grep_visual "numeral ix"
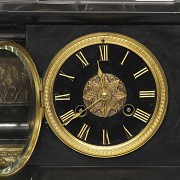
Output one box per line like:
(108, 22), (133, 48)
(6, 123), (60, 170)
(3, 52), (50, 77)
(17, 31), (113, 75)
(60, 110), (75, 125)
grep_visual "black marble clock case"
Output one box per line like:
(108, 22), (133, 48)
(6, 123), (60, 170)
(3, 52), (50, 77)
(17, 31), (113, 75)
(8, 25), (180, 179)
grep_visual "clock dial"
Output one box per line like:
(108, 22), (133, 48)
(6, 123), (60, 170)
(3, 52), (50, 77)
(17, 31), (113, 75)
(44, 32), (168, 157)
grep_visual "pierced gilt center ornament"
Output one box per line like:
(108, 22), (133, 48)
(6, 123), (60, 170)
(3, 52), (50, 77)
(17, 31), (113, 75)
(83, 73), (127, 117)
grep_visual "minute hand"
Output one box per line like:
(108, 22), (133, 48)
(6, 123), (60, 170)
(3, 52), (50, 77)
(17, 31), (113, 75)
(63, 98), (102, 126)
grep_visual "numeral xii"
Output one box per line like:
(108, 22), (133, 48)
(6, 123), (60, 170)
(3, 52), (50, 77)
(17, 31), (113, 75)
(99, 45), (109, 61)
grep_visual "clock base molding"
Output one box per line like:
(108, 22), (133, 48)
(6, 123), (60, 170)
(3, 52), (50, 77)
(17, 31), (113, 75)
(7, 166), (180, 180)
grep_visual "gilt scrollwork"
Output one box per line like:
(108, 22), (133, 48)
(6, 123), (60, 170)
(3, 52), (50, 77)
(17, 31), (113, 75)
(0, 148), (23, 168)
(83, 73), (127, 117)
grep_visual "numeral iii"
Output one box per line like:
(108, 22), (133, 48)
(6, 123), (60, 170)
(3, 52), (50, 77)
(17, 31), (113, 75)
(139, 90), (155, 98)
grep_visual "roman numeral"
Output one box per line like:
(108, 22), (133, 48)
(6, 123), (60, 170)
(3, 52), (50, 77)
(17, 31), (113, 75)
(133, 67), (149, 79)
(60, 110), (75, 125)
(99, 45), (109, 61)
(139, 90), (155, 98)
(102, 129), (110, 145)
(121, 50), (129, 65)
(77, 123), (90, 141)
(55, 93), (70, 101)
(133, 108), (151, 123)
(123, 125), (133, 139)
(59, 71), (75, 81)
(76, 51), (89, 67)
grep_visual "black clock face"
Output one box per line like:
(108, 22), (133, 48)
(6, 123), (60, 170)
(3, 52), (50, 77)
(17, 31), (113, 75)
(44, 32), (167, 157)
(53, 43), (157, 146)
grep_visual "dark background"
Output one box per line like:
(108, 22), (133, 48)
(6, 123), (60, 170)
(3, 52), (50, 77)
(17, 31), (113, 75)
(4, 24), (180, 179)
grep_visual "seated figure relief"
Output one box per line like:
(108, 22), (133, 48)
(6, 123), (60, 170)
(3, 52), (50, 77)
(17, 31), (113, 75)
(0, 66), (29, 103)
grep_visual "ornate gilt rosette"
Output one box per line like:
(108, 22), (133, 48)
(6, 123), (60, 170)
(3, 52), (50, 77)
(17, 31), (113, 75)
(83, 73), (127, 117)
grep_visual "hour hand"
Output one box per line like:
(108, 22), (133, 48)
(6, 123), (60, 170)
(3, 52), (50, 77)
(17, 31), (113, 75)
(97, 61), (103, 80)
(97, 61), (105, 90)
